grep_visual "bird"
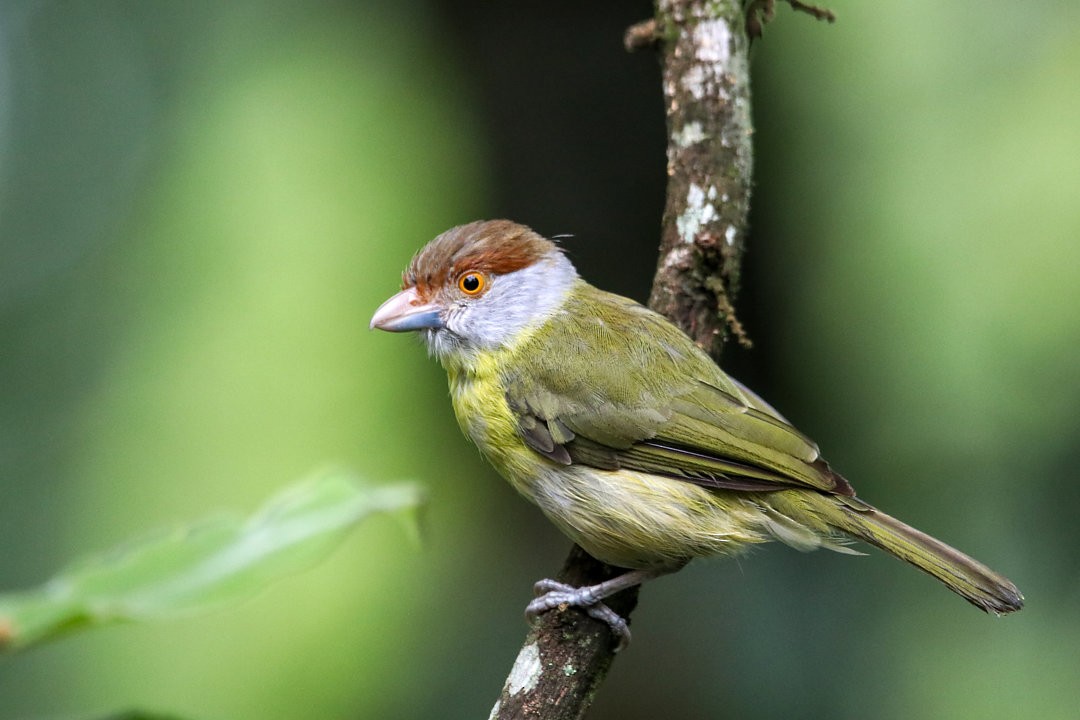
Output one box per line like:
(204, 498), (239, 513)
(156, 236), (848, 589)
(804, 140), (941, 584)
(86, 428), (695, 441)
(370, 219), (1023, 648)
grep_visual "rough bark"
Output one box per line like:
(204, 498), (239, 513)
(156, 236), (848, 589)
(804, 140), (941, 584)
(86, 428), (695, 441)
(491, 1), (753, 717)
(489, 547), (639, 720)
(649, 0), (754, 355)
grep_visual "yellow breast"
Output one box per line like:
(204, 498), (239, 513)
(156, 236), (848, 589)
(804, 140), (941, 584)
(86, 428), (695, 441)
(446, 348), (550, 499)
(441, 336), (778, 570)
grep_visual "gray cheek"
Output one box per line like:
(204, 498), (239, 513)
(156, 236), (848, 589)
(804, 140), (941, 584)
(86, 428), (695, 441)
(458, 315), (508, 350)
(468, 285), (533, 346)
(433, 255), (577, 355)
(445, 299), (512, 351)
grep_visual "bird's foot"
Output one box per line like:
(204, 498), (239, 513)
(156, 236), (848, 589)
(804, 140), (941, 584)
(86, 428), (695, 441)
(525, 578), (632, 651)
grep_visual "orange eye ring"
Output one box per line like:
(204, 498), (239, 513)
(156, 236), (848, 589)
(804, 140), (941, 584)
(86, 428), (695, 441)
(457, 271), (487, 296)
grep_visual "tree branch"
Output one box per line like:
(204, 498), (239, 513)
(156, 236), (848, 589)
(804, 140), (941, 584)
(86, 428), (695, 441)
(491, 1), (753, 717)
(650, 0), (754, 354)
(490, 547), (639, 719)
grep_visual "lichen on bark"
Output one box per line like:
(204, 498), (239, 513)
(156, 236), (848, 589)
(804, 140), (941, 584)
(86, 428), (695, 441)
(650, 0), (754, 354)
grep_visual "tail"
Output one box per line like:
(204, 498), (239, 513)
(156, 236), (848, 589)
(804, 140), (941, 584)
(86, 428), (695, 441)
(827, 497), (1024, 614)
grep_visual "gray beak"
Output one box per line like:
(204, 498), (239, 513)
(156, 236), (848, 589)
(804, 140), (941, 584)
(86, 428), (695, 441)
(370, 287), (445, 332)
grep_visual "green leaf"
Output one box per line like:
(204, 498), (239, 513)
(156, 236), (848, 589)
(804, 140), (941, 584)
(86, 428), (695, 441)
(0, 471), (424, 652)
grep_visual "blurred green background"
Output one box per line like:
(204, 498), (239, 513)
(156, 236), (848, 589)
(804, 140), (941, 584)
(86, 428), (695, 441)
(1, 1), (1077, 718)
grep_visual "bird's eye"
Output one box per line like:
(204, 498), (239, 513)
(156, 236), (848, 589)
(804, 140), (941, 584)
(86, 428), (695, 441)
(457, 272), (486, 296)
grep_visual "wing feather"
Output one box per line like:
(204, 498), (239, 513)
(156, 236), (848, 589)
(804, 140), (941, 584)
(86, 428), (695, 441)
(504, 283), (854, 496)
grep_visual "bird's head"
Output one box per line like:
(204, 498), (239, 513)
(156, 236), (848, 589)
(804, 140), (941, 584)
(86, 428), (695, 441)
(370, 220), (579, 365)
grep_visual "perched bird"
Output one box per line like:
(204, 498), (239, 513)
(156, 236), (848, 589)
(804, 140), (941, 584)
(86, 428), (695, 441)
(371, 219), (1023, 647)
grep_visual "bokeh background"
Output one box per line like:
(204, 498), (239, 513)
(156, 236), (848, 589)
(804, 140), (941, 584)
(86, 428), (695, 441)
(2, 1), (1078, 718)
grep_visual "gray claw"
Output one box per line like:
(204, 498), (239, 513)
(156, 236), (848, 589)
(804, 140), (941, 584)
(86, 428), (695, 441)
(525, 578), (632, 651)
